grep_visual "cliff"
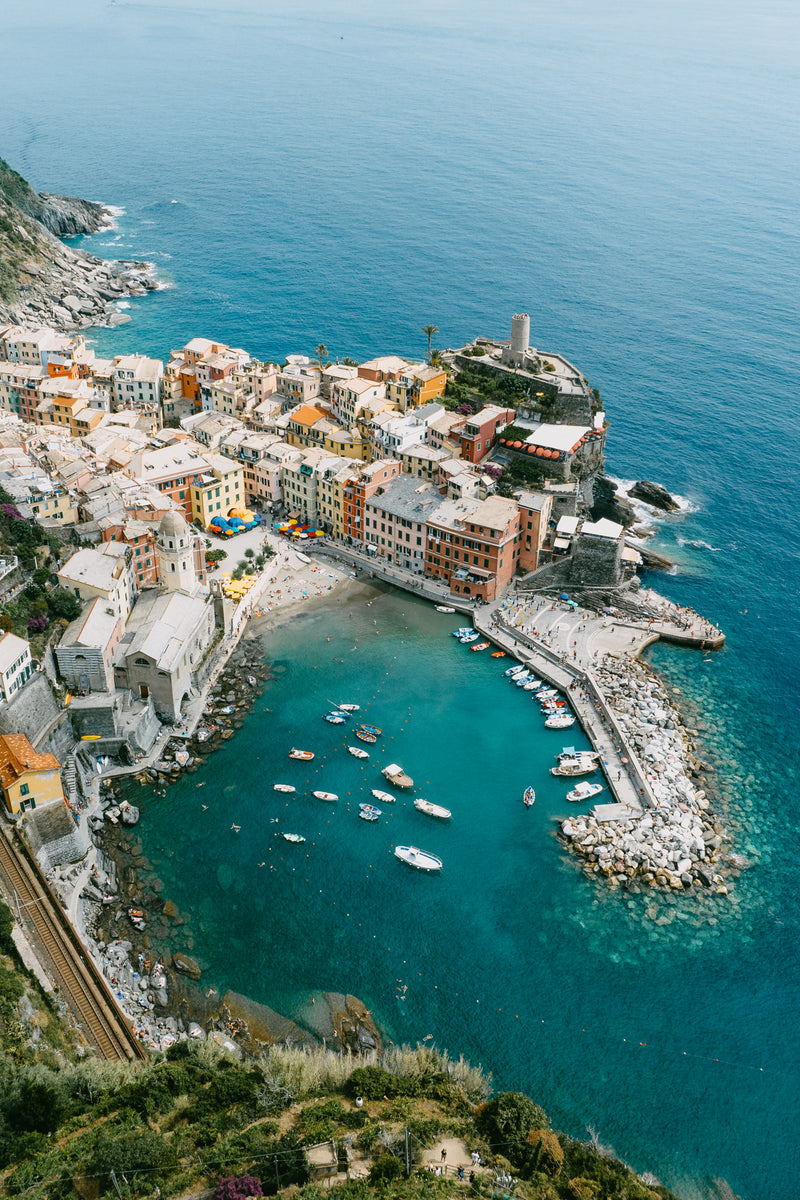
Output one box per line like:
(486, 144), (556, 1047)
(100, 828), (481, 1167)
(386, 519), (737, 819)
(0, 155), (156, 331)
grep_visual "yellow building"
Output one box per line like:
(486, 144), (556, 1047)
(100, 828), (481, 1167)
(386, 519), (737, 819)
(323, 427), (369, 461)
(189, 452), (245, 526)
(285, 404), (330, 448)
(29, 487), (78, 526)
(387, 365), (447, 411)
(317, 462), (360, 537)
(0, 734), (63, 816)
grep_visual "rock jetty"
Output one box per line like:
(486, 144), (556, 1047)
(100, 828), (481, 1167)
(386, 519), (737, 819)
(560, 657), (730, 894)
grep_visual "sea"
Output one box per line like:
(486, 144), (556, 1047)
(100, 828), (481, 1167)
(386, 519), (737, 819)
(4, 1), (799, 1197)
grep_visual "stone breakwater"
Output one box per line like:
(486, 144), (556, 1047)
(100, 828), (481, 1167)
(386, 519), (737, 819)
(559, 657), (730, 894)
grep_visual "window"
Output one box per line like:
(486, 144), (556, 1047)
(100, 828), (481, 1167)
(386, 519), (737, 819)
(20, 784), (29, 797)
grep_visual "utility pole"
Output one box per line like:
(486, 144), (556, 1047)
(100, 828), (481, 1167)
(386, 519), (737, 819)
(109, 1169), (124, 1200)
(404, 1126), (410, 1177)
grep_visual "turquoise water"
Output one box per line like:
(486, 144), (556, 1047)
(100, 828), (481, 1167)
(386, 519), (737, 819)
(5, 1), (800, 1195)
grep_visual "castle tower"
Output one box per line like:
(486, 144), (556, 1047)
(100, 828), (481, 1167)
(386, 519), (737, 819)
(510, 313), (530, 362)
(157, 509), (196, 593)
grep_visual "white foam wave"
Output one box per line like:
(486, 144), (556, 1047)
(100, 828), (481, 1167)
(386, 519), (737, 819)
(116, 301), (131, 310)
(606, 474), (700, 521)
(676, 537), (720, 552)
(95, 204), (125, 233)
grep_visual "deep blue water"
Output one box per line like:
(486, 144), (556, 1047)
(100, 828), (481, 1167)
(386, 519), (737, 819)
(4, 2), (800, 1197)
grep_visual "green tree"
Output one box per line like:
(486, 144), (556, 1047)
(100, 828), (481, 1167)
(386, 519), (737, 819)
(422, 324), (439, 363)
(207, 549), (228, 564)
(315, 344), (328, 370)
(46, 588), (82, 622)
(475, 1092), (549, 1167)
(244, 548), (255, 559)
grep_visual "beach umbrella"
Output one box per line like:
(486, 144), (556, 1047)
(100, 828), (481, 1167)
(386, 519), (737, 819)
(560, 593), (570, 600)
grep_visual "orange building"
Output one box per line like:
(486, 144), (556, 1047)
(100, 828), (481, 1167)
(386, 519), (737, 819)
(425, 494), (521, 602)
(342, 459), (402, 542)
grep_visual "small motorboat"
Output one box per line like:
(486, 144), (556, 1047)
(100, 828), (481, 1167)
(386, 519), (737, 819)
(546, 714), (576, 729)
(559, 746), (600, 761)
(394, 845), (443, 872)
(537, 688), (558, 700)
(567, 781), (604, 803)
(313, 790), (338, 802)
(505, 664), (526, 677)
(551, 758), (600, 777)
(324, 712), (347, 724)
(359, 723), (382, 736)
(436, 605), (455, 613)
(491, 651), (506, 658)
(274, 783), (296, 793)
(470, 642), (490, 652)
(289, 749), (314, 760)
(283, 833), (306, 843)
(359, 803), (382, 821)
(337, 703), (360, 712)
(523, 680), (543, 690)
(371, 788), (395, 804)
(348, 745), (369, 759)
(516, 673), (533, 687)
(452, 627), (472, 638)
(414, 799), (452, 820)
(355, 729), (377, 744)
(382, 763), (413, 789)
(459, 631), (480, 643)
(523, 787), (536, 808)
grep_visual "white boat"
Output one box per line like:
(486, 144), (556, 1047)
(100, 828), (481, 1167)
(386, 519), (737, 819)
(348, 745), (369, 759)
(324, 712), (347, 724)
(283, 833), (306, 843)
(273, 783), (296, 793)
(460, 631), (480, 643)
(546, 714), (576, 729)
(436, 605), (455, 613)
(558, 747), (600, 761)
(289, 748), (314, 760)
(516, 674), (534, 687)
(382, 763), (414, 789)
(337, 703), (360, 712)
(522, 680), (541, 691)
(523, 787), (536, 808)
(394, 845), (443, 872)
(505, 664), (526, 677)
(414, 799), (452, 820)
(313, 790), (338, 802)
(371, 788), (396, 804)
(452, 627), (472, 638)
(551, 758), (600, 777)
(567, 781), (604, 803)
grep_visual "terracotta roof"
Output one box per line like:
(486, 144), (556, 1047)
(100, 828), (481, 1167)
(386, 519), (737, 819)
(0, 735), (60, 789)
(291, 404), (328, 427)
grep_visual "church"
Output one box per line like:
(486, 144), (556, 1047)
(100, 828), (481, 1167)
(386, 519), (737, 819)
(112, 509), (216, 722)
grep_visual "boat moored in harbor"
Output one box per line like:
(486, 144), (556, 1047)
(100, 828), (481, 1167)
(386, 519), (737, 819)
(283, 833), (306, 843)
(355, 729), (377, 744)
(382, 763), (413, 789)
(566, 781), (604, 803)
(470, 641), (490, 652)
(359, 803), (382, 821)
(394, 845), (443, 872)
(523, 787), (536, 808)
(274, 783), (296, 793)
(414, 799), (452, 819)
(289, 748), (314, 760)
(436, 605), (455, 613)
(371, 788), (395, 804)
(313, 790), (338, 802)
(348, 746), (369, 759)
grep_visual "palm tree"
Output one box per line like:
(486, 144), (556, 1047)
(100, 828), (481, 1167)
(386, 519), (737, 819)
(430, 348), (443, 369)
(422, 324), (438, 363)
(315, 343), (328, 370)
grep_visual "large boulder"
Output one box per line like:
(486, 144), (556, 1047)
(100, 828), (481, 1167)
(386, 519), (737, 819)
(590, 476), (637, 527)
(628, 480), (679, 511)
(171, 953), (202, 980)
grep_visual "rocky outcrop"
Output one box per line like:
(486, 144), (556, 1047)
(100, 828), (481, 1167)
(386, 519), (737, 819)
(628, 480), (679, 512)
(0, 155), (156, 331)
(590, 476), (637, 527)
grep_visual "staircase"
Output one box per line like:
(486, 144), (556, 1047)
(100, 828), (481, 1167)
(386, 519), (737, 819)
(62, 753), (79, 806)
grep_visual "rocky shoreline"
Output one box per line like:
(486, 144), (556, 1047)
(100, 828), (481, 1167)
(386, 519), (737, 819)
(559, 656), (734, 894)
(0, 155), (158, 331)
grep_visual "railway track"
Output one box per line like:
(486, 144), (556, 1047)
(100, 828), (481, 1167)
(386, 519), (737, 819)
(0, 827), (145, 1061)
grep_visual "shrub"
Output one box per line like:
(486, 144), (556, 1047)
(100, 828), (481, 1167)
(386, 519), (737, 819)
(566, 1179), (600, 1200)
(88, 1128), (177, 1192)
(526, 1129), (564, 1177)
(474, 1092), (549, 1167)
(216, 1176), (264, 1199)
(368, 1155), (404, 1184)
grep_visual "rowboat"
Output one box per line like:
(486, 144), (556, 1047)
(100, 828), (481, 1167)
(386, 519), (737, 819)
(355, 730), (376, 744)
(491, 651), (506, 658)
(348, 746), (369, 759)
(359, 803), (382, 821)
(371, 788), (395, 804)
(382, 763), (413, 789)
(436, 605), (455, 613)
(289, 749), (314, 761)
(336, 703), (360, 712)
(470, 642), (490, 652)
(273, 783), (296, 793)
(313, 790), (338, 802)
(283, 833), (306, 843)
(394, 845), (443, 872)
(359, 723), (382, 736)
(459, 632), (480, 643)
(414, 799), (452, 820)
(504, 664), (526, 677)
(523, 787), (536, 808)
(545, 714), (576, 729)
(452, 627), (472, 638)
(324, 713), (347, 724)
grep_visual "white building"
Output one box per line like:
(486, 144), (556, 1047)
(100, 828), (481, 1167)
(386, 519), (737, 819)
(0, 633), (33, 702)
(112, 355), (164, 413)
(57, 546), (134, 623)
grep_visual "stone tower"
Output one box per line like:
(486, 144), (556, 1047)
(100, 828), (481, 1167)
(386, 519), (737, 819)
(156, 509), (196, 593)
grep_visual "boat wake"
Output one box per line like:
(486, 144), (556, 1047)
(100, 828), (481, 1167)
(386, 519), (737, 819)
(676, 536), (721, 552)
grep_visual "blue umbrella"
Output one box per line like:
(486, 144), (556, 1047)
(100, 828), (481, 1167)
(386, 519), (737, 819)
(560, 593), (570, 600)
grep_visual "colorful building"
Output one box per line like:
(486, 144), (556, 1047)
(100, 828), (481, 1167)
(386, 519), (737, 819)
(0, 734), (62, 816)
(342, 459), (402, 543)
(425, 494), (521, 602)
(457, 405), (516, 464)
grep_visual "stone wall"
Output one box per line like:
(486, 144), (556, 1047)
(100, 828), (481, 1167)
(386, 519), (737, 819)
(0, 674), (60, 746)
